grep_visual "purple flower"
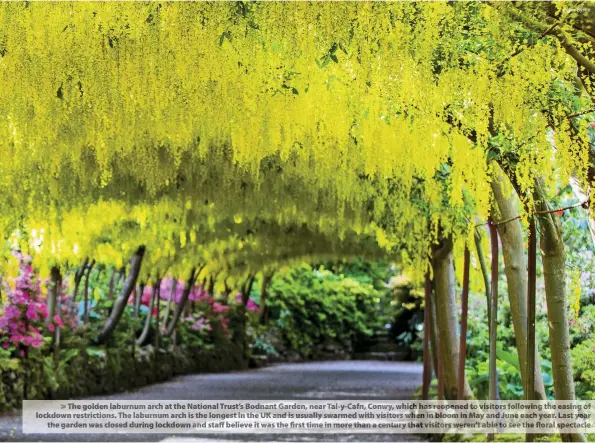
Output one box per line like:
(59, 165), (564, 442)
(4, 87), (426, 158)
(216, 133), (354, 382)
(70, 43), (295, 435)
(53, 316), (63, 327)
(246, 299), (259, 312)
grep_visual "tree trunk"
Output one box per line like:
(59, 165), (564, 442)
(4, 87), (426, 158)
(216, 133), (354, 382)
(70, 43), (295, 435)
(474, 229), (491, 318)
(162, 279), (177, 330)
(242, 274), (255, 304)
(164, 268), (197, 337)
(488, 223), (500, 401)
(70, 257), (88, 308)
(46, 266), (60, 326)
(475, 227), (501, 401)
(54, 284), (61, 365)
(134, 281), (145, 317)
(527, 218), (538, 443)
(207, 275), (216, 296)
(458, 247), (470, 400)
(154, 279), (161, 376)
(432, 237), (473, 400)
(241, 274), (256, 361)
(136, 283), (156, 346)
(422, 272), (432, 400)
(108, 267), (117, 301)
(429, 281), (440, 384)
(97, 246), (146, 344)
(258, 273), (273, 324)
(491, 167), (547, 400)
(534, 180), (584, 443)
(82, 260), (95, 324)
(48, 267), (61, 366)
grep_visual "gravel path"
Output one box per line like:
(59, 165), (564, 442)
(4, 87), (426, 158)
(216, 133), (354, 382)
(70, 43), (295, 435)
(0, 360), (425, 442)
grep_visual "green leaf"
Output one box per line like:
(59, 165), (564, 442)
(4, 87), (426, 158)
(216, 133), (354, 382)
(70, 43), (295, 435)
(496, 344), (520, 372)
(86, 347), (106, 358)
(486, 149), (500, 162)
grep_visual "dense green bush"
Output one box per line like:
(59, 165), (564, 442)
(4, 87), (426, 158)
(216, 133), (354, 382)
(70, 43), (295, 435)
(258, 264), (384, 359)
(0, 340), (246, 412)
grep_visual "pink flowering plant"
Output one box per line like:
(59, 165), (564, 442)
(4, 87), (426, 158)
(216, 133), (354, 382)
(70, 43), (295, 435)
(235, 293), (259, 313)
(47, 278), (78, 333)
(0, 253), (47, 355)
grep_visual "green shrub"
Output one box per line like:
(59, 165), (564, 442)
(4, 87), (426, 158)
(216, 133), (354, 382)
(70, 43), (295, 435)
(263, 264), (382, 358)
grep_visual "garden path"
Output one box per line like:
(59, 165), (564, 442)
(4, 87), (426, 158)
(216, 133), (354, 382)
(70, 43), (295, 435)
(0, 360), (423, 442)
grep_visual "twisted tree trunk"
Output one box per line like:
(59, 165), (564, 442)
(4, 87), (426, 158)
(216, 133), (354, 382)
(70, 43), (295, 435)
(162, 279), (177, 330)
(137, 282), (157, 346)
(97, 246), (146, 344)
(164, 267), (198, 337)
(70, 257), (89, 308)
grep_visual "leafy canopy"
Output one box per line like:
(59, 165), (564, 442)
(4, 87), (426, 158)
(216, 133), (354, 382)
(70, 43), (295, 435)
(0, 1), (592, 277)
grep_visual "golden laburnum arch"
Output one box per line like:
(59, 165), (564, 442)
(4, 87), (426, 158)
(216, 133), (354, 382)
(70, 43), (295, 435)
(0, 1), (591, 273)
(0, 3), (594, 431)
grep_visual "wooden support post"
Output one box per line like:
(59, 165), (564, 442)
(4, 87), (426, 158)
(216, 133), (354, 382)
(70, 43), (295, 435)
(422, 272), (432, 400)
(458, 247), (470, 400)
